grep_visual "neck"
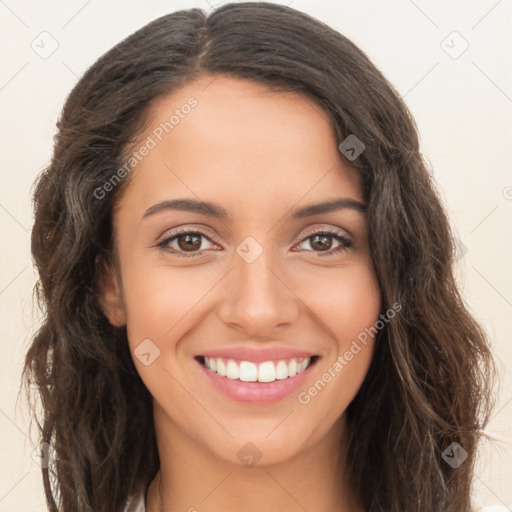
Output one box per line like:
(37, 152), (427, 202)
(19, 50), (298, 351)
(145, 403), (362, 512)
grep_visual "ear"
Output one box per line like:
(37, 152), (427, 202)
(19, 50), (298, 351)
(97, 255), (127, 327)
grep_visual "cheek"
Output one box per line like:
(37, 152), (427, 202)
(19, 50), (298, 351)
(334, 271), (381, 347)
(300, 259), (382, 349)
(120, 255), (208, 347)
(120, 263), (207, 403)
(294, 264), (381, 423)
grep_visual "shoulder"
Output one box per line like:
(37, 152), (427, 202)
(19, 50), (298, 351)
(124, 492), (146, 512)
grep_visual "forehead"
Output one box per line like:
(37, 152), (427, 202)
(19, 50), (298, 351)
(117, 74), (363, 215)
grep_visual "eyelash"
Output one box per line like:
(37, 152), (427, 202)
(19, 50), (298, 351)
(155, 226), (353, 258)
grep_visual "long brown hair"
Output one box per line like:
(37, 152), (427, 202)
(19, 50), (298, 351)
(20, 3), (496, 511)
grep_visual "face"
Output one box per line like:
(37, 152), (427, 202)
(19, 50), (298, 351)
(100, 74), (381, 467)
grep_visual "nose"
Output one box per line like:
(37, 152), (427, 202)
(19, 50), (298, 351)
(217, 243), (299, 337)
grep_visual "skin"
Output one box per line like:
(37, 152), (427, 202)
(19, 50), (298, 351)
(100, 74), (381, 512)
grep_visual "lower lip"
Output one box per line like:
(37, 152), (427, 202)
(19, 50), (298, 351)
(196, 358), (317, 405)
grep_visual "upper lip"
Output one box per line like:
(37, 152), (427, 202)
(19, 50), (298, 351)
(198, 346), (317, 363)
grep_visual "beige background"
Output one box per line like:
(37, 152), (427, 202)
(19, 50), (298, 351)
(0, 1), (510, 510)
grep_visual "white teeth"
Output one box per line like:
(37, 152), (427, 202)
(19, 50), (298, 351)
(288, 359), (298, 377)
(275, 360), (289, 380)
(203, 356), (312, 383)
(226, 360), (239, 379)
(257, 361), (275, 382)
(216, 359), (226, 377)
(239, 361), (258, 382)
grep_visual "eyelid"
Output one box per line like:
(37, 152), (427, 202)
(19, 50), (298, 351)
(154, 224), (353, 256)
(158, 225), (214, 240)
(298, 225), (351, 241)
(155, 225), (219, 249)
(293, 226), (354, 256)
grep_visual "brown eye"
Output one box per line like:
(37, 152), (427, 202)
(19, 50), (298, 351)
(156, 228), (218, 257)
(309, 234), (335, 252)
(176, 233), (202, 252)
(296, 229), (353, 257)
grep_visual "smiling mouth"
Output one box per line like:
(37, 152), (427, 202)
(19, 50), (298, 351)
(194, 355), (319, 383)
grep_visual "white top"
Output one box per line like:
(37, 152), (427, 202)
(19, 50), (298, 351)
(122, 492), (502, 512)
(123, 492), (146, 512)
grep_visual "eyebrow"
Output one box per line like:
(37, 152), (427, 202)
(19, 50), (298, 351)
(142, 197), (366, 220)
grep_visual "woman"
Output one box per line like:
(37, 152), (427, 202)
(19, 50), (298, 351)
(21, 3), (496, 511)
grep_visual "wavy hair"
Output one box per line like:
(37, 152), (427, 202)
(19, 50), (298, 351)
(20, 3), (496, 511)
